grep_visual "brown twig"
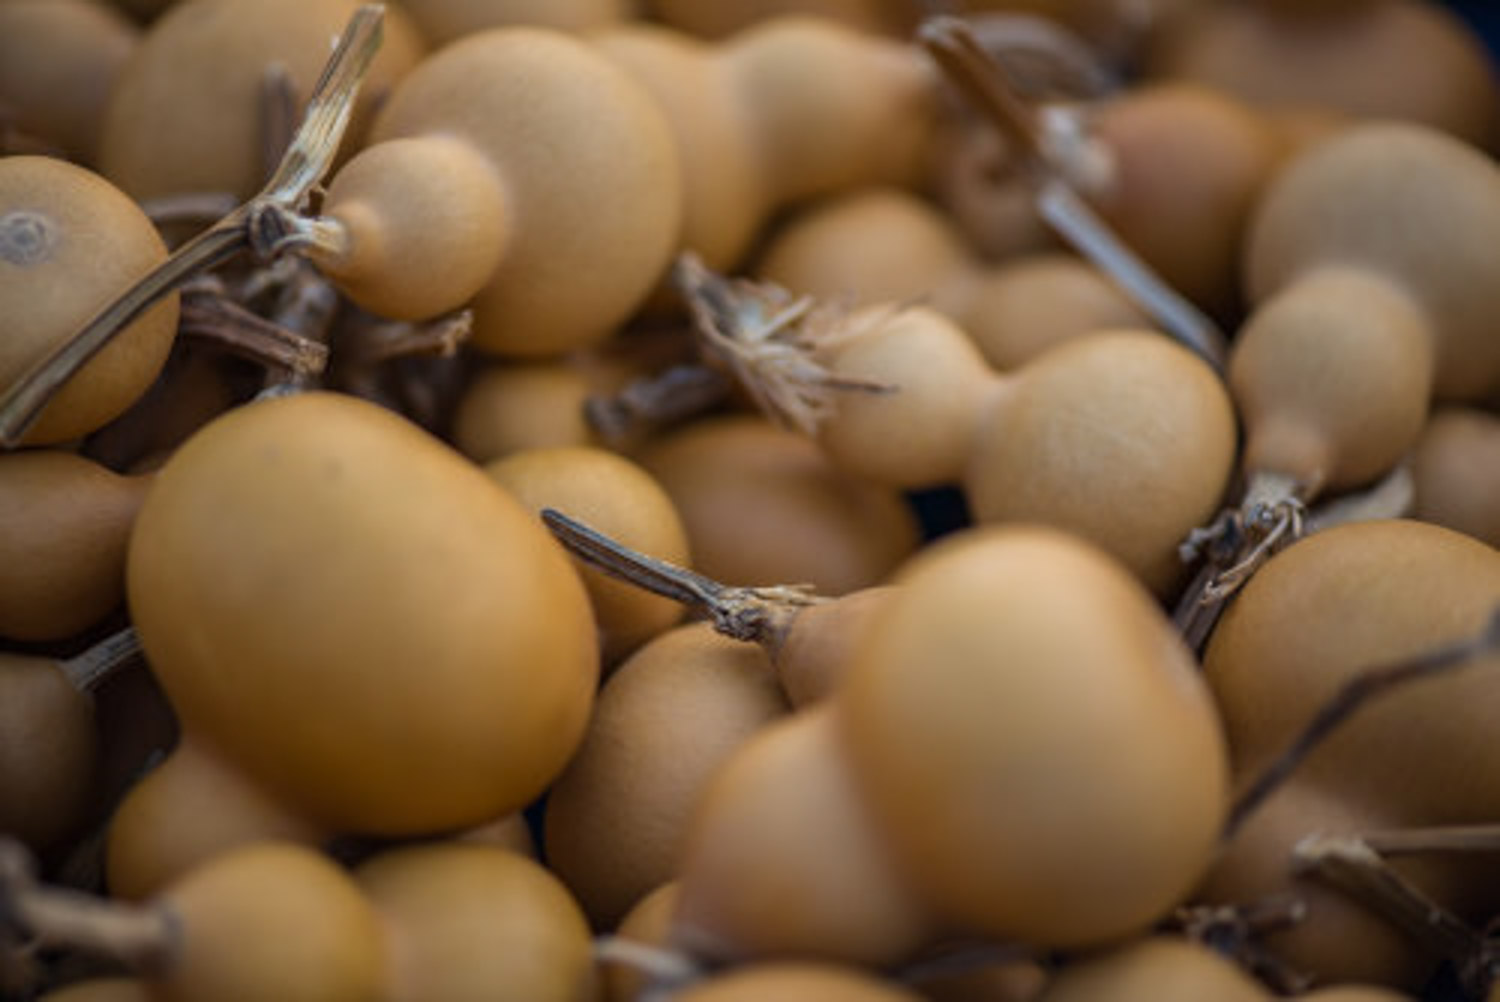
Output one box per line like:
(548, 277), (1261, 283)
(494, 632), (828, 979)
(540, 508), (823, 647)
(0, 4), (385, 446)
(1227, 607), (1500, 838)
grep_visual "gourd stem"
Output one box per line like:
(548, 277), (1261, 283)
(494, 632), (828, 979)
(593, 935), (702, 987)
(0, 838), (177, 975)
(0, 4), (386, 447)
(1227, 608), (1500, 838)
(584, 362), (734, 447)
(896, 940), (1038, 987)
(1169, 899), (1312, 994)
(58, 626), (144, 694)
(1174, 470), (1309, 652)
(180, 288), (330, 376)
(1292, 833), (1485, 979)
(1363, 825), (1500, 857)
(918, 16), (1228, 372)
(540, 508), (821, 647)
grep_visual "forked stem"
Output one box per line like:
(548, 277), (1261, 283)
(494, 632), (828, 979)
(540, 508), (823, 647)
(584, 362), (734, 447)
(0, 4), (386, 446)
(1174, 471), (1309, 653)
(1169, 898), (1312, 994)
(673, 253), (895, 437)
(179, 288), (330, 377)
(1227, 607), (1500, 838)
(917, 15), (1228, 371)
(0, 838), (177, 976)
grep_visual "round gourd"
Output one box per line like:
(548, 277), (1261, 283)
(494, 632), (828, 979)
(125, 391), (598, 836)
(0, 155), (178, 445)
(838, 526), (1229, 947)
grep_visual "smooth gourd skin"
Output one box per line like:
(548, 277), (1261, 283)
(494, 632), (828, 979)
(368, 27), (682, 357)
(670, 707), (933, 968)
(770, 585), (895, 706)
(1412, 407), (1500, 547)
(1033, 937), (1269, 1002)
(965, 331), (1237, 595)
(838, 527), (1230, 948)
(1230, 266), (1433, 495)
(314, 136), (510, 322)
(1088, 83), (1280, 316)
(1, 156), (178, 446)
(815, 306), (1002, 491)
(106, 737), (323, 900)
(0, 0), (138, 164)
(542, 622), (790, 929)
(0, 450), (147, 641)
(0, 652), (97, 850)
(1201, 521), (1500, 987)
(98, 0), (425, 201)
(1145, 0), (1498, 150)
(605, 881), (679, 1002)
(354, 843), (598, 1002)
(1244, 122), (1500, 402)
(483, 445), (691, 665)
(125, 392), (598, 836)
(638, 415), (920, 595)
(672, 963), (924, 1002)
(593, 24), (766, 272)
(152, 843), (386, 1002)
(397, 0), (630, 46)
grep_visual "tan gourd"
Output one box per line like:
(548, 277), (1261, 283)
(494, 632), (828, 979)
(1231, 123), (1500, 509)
(838, 526), (1229, 947)
(306, 25), (682, 356)
(1201, 520), (1500, 988)
(1032, 937), (1268, 1002)
(484, 446), (691, 665)
(0, 449), (149, 641)
(98, 0), (426, 201)
(353, 842), (598, 1002)
(670, 706), (934, 967)
(963, 329), (1237, 594)
(604, 881), (681, 1002)
(1411, 407), (1500, 548)
(637, 414), (920, 595)
(1146, 0), (1498, 149)
(542, 622), (790, 928)
(0, 156), (178, 446)
(0, 0), (138, 164)
(754, 188), (1150, 371)
(672, 963), (925, 1001)
(395, 0), (630, 46)
(592, 16), (937, 271)
(116, 391), (597, 893)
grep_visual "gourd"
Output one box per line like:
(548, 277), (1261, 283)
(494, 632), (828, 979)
(98, 0), (426, 201)
(0, 0), (138, 164)
(1, 155), (178, 446)
(542, 621), (789, 928)
(592, 16), (937, 271)
(111, 391), (597, 895)
(0, 449), (149, 641)
(305, 25), (683, 357)
(837, 526), (1229, 947)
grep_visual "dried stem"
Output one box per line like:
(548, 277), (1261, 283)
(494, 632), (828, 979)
(1305, 462), (1415, 534)
(917, 15), (1228, 372)
(57, 626), (143, 694)
(540, 508), (823, 647)
(0, 4), (385, 447)
(584, 362), (734, 447)
(593, 935), (703, 987)
(179, 289), (330, 377)
(1174, 471), (1308, 653)
(1292, 834), (1486, 977)
(960, 13), (1119, 98)
(673, 253), (895, 437)
(1227, 607), (1500, 838)
(140, 193), (242, 230)
(0, 838), (177, 976)
(1362, 825), (1500, 857)
(1168, 898), (1312, 994)
(340, 310), (474, 366)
